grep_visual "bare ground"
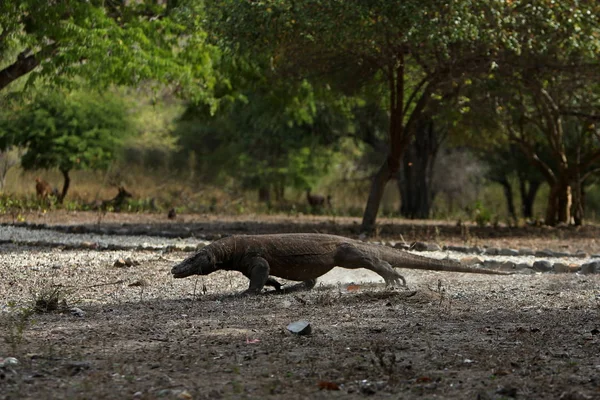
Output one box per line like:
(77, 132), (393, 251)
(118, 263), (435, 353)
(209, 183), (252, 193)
(1, 212), (600, 400)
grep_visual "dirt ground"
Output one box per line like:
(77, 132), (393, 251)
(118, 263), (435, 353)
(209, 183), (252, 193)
(1, 212), (600, 399)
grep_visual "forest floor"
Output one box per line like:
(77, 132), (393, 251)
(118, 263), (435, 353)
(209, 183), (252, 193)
(1, 211), (599, 399)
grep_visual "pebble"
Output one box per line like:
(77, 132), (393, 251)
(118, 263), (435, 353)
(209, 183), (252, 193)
(0, 357), (19, 367)
(519, 248), (535, 256)
(580, 261), (600, 274)
(69, 307), (86, 317)
(553, 263), (570, 273)
(499, 248), (519, 256)
(573, 251), (588, 258)
(445, 245), (469, 253)
(484, 247), (500, 255)
(533, 260), (553, 272)
(287, 320), (312, 335)
(394, 243), (411, 250)
(535, 249), (556, 257)
(411, 242), (441, 251)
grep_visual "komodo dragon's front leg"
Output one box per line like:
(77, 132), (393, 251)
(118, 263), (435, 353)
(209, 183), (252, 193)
(241, 256), (271, 295)
(334, 243), (407, 287)
(241, 256), (317, 295)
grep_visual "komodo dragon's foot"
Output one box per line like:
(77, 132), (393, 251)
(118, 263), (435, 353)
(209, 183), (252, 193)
(265, 279), (317, 295)
(384, 273), (408, 289)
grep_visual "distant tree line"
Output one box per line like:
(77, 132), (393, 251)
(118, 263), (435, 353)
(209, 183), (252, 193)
(0, 1), (598, 229)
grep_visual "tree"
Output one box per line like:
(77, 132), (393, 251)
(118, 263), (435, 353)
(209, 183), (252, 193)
(173, 81), (348, 202)
(207, 0), (523, 232)
(0, 90), (133, 202)
(477, 144), (543, 220)
(0, 0), (217, 103)
(487, 1), (600, 225)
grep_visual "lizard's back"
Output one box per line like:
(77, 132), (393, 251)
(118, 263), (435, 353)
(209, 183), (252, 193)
(228, 233), (351, 281)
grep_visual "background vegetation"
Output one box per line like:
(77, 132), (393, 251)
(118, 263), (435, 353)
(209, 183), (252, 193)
(1, 0), (599, 229)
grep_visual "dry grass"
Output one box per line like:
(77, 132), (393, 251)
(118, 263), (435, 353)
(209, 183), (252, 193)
(1, 214), (600, 399)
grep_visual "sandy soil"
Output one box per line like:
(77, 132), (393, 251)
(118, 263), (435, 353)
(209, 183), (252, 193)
(1, 212), (599, 399)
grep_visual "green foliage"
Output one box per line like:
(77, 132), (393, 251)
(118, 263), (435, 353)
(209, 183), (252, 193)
(0, 90), (133, 174)
(0, 0), (219, 104)
(472, 200), (494, 228)
(174, 82), (350, 194)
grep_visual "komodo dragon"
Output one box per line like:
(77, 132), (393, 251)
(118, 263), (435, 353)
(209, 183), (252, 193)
(171, 233), (511, 295)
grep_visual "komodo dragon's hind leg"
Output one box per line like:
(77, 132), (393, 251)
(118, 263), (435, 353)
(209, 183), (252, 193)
(334, 243), (407, 287)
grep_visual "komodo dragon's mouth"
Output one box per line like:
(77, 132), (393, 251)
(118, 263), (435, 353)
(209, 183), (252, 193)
(171, 264), (192, 278)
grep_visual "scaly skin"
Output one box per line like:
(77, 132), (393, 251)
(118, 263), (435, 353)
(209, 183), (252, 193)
(171, 233), (511, 295)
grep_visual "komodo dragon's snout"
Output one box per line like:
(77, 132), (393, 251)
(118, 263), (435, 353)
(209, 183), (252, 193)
(171, 249), (217, 278)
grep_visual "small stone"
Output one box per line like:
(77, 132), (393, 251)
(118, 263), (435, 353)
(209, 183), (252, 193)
(394, 243), (410, 250)
(69, 307), (86, 317)
(554, 251), (571, 257)
(426, 243), (442, 251)
(287, 320), (312, 335)
(461, 256), (484, 266)
(128, 280), (147, 287)
(0, 357), (19, 367)
(177, 390), (193, 400)
(518, 248), (535, 256)
(535, 249), (556, 257)
(411, 242), (440, 251)
(553, 263), (569, 273)
(499, 248), (519, 256)
(124, 257), (138, 267)
(468, 246), (484, 254)
(445, 245), (469, 253)
(483, 260), (515, 270)
(498, 261), (517, 271)
(573, 251), (588, 258)
(515, 264), (536, 274)
(114, 259), (127, 268)
(568, 264), (580, 273)
(580, 261), (600, 274)
(484, 247), (500, 255)
(533, 260), (552, 272)
(133, 392), (143, 399)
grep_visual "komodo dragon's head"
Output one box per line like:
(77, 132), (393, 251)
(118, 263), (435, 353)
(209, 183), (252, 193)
(171, 248), (218, 278)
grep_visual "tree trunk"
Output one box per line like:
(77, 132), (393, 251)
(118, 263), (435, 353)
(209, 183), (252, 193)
(361, 159), (394, 233)
(258, 187), (270, 203)
(361, 59), (405, 233)
(397, 118), (438, 219)
(572, 183), (584, 226)
(498, 177), (516, 219)
(545, 180), (571, 225)
(59, 169), (70, 204)
(557, 184), (572, 223)
(274, 182), (284, 202)
(518, 177), (541, 219)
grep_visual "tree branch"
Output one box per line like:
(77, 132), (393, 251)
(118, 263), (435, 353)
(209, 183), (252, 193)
(0, 45), (58, 91)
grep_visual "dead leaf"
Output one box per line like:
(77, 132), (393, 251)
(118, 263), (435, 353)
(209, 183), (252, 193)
(346, 284), (361, 291)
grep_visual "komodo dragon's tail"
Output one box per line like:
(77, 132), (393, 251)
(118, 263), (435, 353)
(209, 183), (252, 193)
(385, 248), (514, 275)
